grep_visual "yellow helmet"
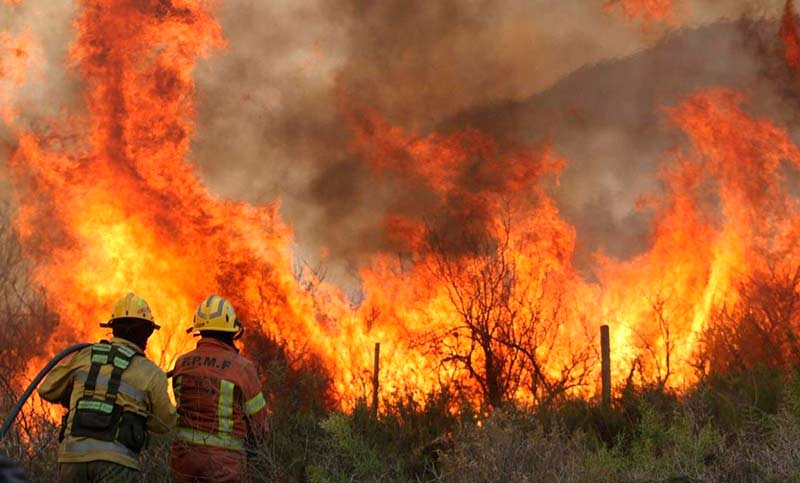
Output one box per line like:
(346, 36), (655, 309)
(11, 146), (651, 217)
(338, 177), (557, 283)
(187, 295), (240, 334)
(102, 292), (160, 329)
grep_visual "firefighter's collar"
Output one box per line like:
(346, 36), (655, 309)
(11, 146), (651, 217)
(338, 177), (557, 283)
(197, 337), (239, 353)
(110, 337), (145, 355)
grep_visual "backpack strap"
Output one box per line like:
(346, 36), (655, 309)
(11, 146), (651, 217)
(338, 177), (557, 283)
(105, 344), (137, 404)
(83, 342), (112, 398)
(82, 341), (138, 402)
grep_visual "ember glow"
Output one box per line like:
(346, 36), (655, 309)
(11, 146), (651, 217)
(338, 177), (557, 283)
(4, 1), (800, 409)
(605, 0), (675, 29)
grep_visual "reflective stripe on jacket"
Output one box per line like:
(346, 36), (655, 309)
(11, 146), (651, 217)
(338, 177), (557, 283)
(38, 337), (177, 469)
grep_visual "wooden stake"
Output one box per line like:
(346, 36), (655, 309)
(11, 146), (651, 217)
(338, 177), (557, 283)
(372, 342), (380, 418)
(601, 325), (611, 409)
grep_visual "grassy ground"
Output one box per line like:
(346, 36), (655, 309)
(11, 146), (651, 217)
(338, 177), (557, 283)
(5, 366), (800, 482)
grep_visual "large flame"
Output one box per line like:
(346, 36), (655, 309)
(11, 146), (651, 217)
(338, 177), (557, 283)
(5, 0), (800, 410)
(598, 89), (800, 388)
(6, 0), (322, 372)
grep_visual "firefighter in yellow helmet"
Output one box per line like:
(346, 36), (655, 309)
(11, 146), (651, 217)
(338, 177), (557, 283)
(39, 293), (177, 483)
(170, 295), (268, 483)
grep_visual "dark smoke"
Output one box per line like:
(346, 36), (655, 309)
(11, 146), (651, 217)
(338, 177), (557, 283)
(191, 0), (651, 287)
(448, 16), (800, 271)
(189, 0), (792, 289)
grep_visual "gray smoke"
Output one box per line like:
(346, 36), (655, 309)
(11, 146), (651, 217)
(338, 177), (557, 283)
(192, 0), (790, 287)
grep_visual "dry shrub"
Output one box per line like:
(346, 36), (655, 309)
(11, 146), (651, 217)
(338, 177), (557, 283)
(438, 409), (607, 483)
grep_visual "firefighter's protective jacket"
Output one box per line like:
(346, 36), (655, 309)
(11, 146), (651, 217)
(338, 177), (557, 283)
(38, 337), (177, 469)
(170, 338), (268, 482)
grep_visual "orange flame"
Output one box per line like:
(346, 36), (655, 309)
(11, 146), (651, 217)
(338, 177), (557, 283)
(599, 89), (800, 388)
(350, 88), (800, 397)
(7, 0), (314, 372)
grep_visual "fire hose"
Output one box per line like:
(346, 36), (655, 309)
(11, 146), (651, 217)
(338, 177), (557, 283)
(0, 343), (91, 440)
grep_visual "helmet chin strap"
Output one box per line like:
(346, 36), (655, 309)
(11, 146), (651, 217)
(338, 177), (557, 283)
(233, 321), (244, 341)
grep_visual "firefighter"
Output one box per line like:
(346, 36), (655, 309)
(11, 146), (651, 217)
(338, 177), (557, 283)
(39, 293), (177, 483)
(170, 295), (268, 483)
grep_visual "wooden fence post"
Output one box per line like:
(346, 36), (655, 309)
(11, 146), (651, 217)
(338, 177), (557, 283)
(372, 342), (380, 418)
(601, 325), (611, 409)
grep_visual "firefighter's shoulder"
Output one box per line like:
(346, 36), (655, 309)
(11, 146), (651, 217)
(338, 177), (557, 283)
(233, 354), (260, 381)
(127, 354), (169, 387)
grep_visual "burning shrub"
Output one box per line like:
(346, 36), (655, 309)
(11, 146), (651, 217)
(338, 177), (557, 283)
(241, 324), (336, 416)
(0, 203), (58, 394)
(700, 265), (800, 376)
(423, 213), (594, 408)
(0, 202), (60, 478)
